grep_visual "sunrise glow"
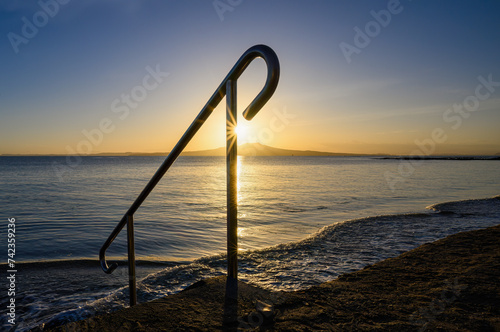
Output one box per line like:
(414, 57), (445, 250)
(1, 2), (499, 156)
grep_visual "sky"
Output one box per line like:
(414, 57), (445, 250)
(1, 0), (499, 155)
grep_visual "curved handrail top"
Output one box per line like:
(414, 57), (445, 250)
(231, 44), (280, 120)
(207, 44), (280, 120)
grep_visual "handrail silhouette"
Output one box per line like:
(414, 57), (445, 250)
(99, 45), (280, 306)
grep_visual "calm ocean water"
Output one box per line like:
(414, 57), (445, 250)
(0, 156), (499, 330)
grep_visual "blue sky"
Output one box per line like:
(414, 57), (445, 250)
(1, 0), (499, 155)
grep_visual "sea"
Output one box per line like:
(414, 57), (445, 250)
(0, 155), (499, 331)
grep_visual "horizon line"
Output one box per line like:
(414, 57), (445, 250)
(1, 142), (499, 157)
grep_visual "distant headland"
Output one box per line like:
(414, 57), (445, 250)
(1, 144), (499, 158)
(173, 143), (375, 157)
(0, 143), (380, 157)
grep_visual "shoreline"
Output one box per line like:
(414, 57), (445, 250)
(44, 223), (500, 331)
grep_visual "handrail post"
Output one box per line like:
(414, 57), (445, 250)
(226, 79), (238, 288)
(126, 214), (137, 306)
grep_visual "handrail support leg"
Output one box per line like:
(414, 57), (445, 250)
(127, 214), (137, 306)
(226, 79), (238, 286)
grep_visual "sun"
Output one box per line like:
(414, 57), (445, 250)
(235, 122), (250, 142)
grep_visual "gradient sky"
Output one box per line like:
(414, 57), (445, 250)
(1, 0), (499, 155)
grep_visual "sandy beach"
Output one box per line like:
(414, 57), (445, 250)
(41, 223), (500, 331)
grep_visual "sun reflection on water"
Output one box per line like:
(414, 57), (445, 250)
(237, 157), (243, 203)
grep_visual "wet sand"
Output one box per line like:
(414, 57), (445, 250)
(45, 224), (500, 331)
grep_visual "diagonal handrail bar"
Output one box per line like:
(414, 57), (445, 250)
(99, 45), (279, 305)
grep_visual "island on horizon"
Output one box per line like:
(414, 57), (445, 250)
(1, 143), (499, 158)
(1, 143), (383, 157)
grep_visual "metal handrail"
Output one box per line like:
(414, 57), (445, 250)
(99, 45), (279, 306)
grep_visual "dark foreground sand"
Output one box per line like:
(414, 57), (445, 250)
(46, 224), (500, 331)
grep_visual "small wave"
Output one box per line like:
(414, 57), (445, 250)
(105, 196), (500, 296)
(275, 203), (329, 213)
(427, 195), (500, 216)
